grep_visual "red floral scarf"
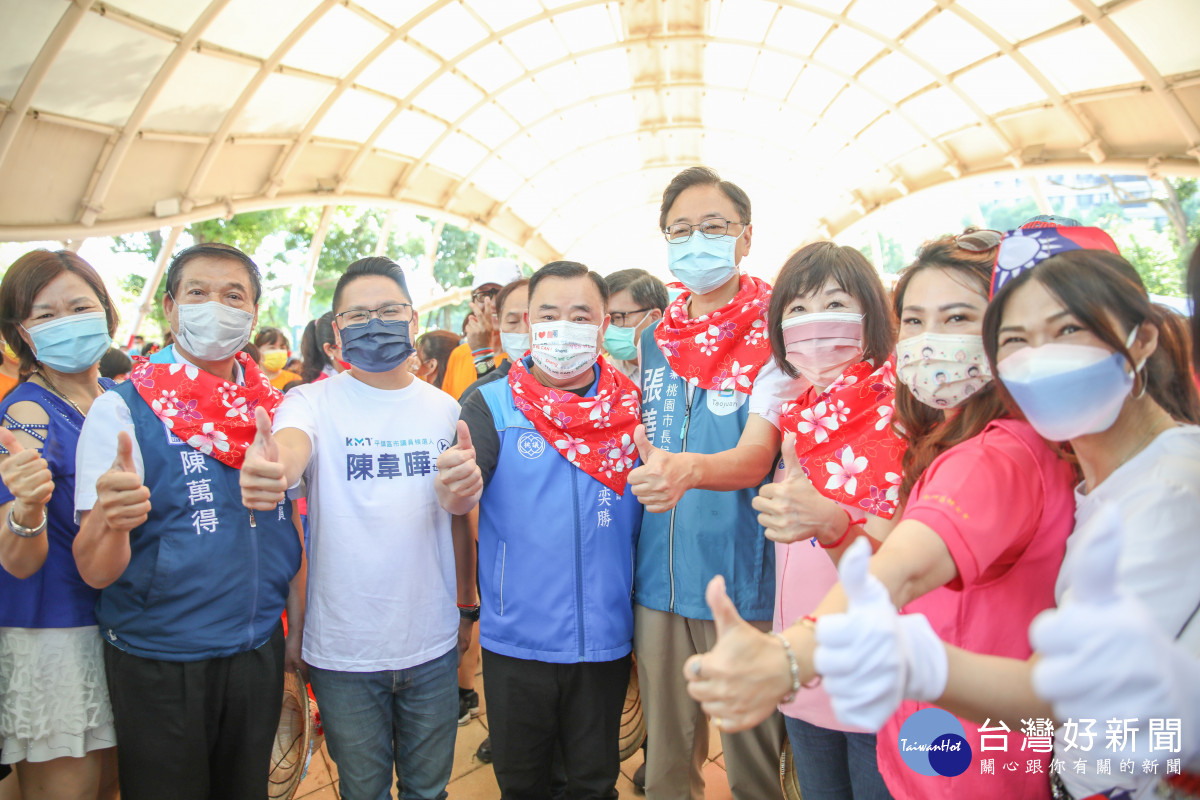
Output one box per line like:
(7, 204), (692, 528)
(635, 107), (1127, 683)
(508, 356), (642, 494)
(130, 349), (283, 470)
(653, 274), (772, 394)
(779, 358), (906, 519)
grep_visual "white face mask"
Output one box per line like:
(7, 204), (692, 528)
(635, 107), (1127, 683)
(500, 332), (531, 363)
(172, 299), (254, 361)
(529, 321), (599, 380)
(895, 332), (992, 409)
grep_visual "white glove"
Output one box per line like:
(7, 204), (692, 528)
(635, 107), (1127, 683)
(814, 538), (949, 731)
(1031, 505), (1200, 764)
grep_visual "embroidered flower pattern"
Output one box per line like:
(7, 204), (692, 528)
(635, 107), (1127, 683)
(168, 362), (199, 380)
(796, 401), (840, 444)
(554, 434), (590, 463)
(859, 485), (893, 517)
(885, 471), (902, 503)
(875, 404), (894, 431)
(825, 445), (868, 496)
(187, 422), (230, 455)
(743, 318), (767, 346)
(695, 327), (720, 357)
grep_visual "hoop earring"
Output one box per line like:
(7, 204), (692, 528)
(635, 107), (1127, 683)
(1132, 364), (1148, 400)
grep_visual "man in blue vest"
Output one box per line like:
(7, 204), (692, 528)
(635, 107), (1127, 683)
(436, 261), (643, 799)
(73, 243), (304, 800)
(627, 167), (785, 800)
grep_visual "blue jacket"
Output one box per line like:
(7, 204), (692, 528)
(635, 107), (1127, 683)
(95, 365), (301, 661)
(634, 322), (775, 621)
(476, 364), (641, 663)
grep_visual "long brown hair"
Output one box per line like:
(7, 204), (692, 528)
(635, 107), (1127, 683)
(983, 249), (1200, 426)
(767, 241), (895, 377)
(0, 250), (119, 377)
(892, 236), (1008, 508)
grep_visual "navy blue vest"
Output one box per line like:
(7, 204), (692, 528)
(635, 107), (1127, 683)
(95, 380), (301, 661)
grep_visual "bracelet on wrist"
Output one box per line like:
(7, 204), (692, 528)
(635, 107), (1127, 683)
(7, 507), (47, 538)
(819, 510), (853, 550)
(796, 615), (822, 688)
(770, 631), (802, 703)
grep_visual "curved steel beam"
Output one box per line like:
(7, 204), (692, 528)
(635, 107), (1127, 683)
(79, 0), (231, 226)
(0, 0), (96, 173)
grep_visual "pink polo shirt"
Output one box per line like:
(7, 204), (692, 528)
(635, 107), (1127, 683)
(876, 419), (1076, 800)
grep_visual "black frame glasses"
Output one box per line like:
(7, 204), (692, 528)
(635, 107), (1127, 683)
(335, 303), (414, 328)
(609, 308), (651, 327)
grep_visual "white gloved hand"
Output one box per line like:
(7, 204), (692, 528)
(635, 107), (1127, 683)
(814, 538), (949, 731)
(1031, 505), (1200, 764)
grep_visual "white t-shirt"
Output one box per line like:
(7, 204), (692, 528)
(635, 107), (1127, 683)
(1056, 425), (1200, 800)
(274, 371), (460, 672)
(75, 347), (244, 515)
(747, 358), (810, 429)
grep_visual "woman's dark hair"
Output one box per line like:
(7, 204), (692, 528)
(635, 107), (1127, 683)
(891, 234), (1008, 508)
(300, 311), (336, 384)
(165, 242), (262, 304)
(98, 347), (132, 379)
(983, 249), (1200, 427)
(416, 330), (461, 390)
(253, 326), (290, 350)
(659, 166), (751, 230)
(332, 257), (410, 313)
(767, 242), (895, 378)
(1188, 241), (1200, 373)
(0, 250), (120, 377)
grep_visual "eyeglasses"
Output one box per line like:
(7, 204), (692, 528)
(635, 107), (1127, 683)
(609, 308), (651, 327)
(662, 218), (748, 243)
(471, 287), (500, 305)
(955, 229), (1003, 252)
(335, 303), (413, 327)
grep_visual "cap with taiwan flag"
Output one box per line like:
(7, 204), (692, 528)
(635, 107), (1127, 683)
(990, 217), (1120, 298)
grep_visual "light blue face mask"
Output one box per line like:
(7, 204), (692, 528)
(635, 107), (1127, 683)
(997, 336), (1137, 442)
(667, 232), (740, 295)
(25, 311), (112, 374)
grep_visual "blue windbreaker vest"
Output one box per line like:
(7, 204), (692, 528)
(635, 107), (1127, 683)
(477, 360), (641, 664)
(95, 369), (301, 661)
(634, 322), (775, 621)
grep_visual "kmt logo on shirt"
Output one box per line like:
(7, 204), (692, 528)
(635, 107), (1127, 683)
(517, 431), (545, 459)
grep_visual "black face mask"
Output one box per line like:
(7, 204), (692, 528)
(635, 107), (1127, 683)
(339, 318), (415, 373)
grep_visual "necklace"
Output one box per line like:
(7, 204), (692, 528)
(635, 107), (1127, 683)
(34, 368), (90, 417)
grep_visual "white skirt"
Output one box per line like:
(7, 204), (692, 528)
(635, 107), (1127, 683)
(0, 626), (116, 764)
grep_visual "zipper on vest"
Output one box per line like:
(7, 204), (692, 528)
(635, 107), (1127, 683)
(572, 468), (585, 658)
(247, 513), (260, 649)
(667, 385), (695, 613)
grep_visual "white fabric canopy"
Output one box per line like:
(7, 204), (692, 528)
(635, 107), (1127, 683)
(1, 0), (1198, 272)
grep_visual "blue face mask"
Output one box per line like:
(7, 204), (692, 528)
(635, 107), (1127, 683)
(25, 311), (111, 374)
(997, 341), (1136, 441)
(339, 318), (415, 373)
(603, 323), (639, 361)
(667, 232), (740, 295)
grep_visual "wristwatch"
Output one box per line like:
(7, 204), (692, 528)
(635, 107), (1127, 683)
(458, 604), (481, 623)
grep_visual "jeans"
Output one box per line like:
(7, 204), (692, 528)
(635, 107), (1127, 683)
(784, 715), (893, 800)
(309, 647), (458, 800)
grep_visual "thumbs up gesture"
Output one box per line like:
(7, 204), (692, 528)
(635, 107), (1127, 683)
(628, 424), (694, 513)
(435, 420), (483, 513)
(0, 427), (55, 522)
(813, 538), (947, 731)
(1030, 506), (1199, 745)
(95, 431), (151, 533)
(241, 407), (286, 510)
(682, 575), (794, 733)
(752, 433), (847, 545)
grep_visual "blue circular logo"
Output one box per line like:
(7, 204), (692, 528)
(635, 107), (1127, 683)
(517, 431), (545, 459)
(897, 708), (972, 777)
